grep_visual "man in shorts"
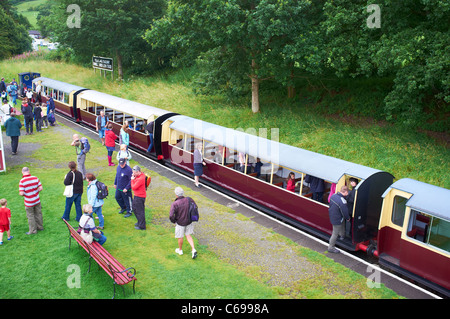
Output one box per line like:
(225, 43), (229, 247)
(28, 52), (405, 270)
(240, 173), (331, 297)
(169, 187), (197, 259)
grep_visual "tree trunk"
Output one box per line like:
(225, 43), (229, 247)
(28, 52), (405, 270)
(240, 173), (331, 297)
(116, 49), (123, 81)
(251, 59), (260, 113)
(287, 68), (295, 98)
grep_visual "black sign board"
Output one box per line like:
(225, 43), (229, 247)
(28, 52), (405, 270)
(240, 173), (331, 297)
(92, 56), (113, 71)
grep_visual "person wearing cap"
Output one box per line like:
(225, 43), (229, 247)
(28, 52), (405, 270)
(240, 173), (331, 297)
(114, 158), (133, 218)
(169, 187), (198, 259)
(131, 165), (146, 230)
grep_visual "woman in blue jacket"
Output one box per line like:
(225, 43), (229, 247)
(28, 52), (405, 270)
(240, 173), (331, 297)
(86, 173), (105, 229)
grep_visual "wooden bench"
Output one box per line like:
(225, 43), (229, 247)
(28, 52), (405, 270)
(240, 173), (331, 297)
(63, 219), (137, 299)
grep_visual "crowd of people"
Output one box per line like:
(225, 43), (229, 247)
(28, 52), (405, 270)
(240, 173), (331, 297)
(61, 126), (199, 258)
(1, 79), (57, 155)
(0, 108), (199, 259)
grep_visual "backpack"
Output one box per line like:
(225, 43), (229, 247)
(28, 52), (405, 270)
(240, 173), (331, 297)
(80, 137), (90, 153)
(187, 197), (199, 222)
(96, 181), (108, 199)
(144, 174), (151, 190)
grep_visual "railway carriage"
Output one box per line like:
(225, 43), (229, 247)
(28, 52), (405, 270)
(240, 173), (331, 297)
(26, 75), (449, 296)
(32, 77), (87, 118)
(378, 178), (450, 295)
(163, 115), (394, 251)
(73, 90), (174, 151)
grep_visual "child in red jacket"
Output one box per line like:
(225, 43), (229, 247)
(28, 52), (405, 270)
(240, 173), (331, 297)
(105, 123), (117, 166)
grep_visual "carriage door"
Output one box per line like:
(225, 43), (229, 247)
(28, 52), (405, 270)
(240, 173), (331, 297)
(353, 172), (394, 243)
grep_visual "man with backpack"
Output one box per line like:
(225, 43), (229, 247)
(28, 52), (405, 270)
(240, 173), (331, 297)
(71, 134), (90, 179)
(169, 187), (198, 259)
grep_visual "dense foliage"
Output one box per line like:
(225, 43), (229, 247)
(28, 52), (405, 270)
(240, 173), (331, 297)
(0, 2), (32, 59)
(8, 0), (450, 130)
(42, 0), (170, 79)
(146, 0), (449, 129)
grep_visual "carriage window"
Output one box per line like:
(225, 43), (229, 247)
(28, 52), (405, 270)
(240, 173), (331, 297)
(174, 133), (185, 150)
(64, 93), (69, 104)
(407, 210), (450, 253)
(185, 136), (201, 153)
(392, 196), (407, 227)
(136, 120), (145, 132)
(428, 217), (450, 254)
(114, 112), (124, 124)
(96, 105), (105, 115)
(203, 141), (223, 163)
(104, 107), (114, 120)
(252, 158), (271, 181)
(407, 210), (430, 243)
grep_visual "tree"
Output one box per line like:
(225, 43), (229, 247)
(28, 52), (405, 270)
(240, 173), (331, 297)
(146, 0), (311, 113)
(0, 3), (32, 60)
(47, 0), (168, 80)
(316, 0), (449, 127)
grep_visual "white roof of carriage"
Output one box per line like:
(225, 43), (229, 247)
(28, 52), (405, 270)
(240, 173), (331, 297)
(168, 115), (382, 184)
(382, 178), (450, 220)
(32, 77), (85, 93)
(77, 90), (170, 119)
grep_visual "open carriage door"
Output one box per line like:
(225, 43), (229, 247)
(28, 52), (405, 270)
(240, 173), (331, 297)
(72, 89), (89, 122)
(154, 113), (179, 159)
(353, 172), (394, 243)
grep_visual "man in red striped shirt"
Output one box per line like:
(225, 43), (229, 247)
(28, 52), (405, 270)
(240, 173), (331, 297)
(19, 167), (44, 235)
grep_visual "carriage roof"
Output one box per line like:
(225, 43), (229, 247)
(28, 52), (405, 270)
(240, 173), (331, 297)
(382, 178), (450, 220)
(168, 115), (382, 184)
(76, 90), (170, 120)
(32, 77), (85, 94)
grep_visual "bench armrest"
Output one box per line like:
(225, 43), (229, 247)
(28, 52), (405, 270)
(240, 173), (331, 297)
(117, 267), (136, 279)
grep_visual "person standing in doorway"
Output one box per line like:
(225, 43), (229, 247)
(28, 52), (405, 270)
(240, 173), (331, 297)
(327, 186), (350, 253)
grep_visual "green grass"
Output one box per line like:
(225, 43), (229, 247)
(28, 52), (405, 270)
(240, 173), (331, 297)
(15, 0), (48, 29)
(0, 125), (279, 299)
(2, 58), (448, 188)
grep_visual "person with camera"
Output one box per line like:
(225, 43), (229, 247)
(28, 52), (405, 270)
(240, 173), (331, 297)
(71, 134), (88, 179)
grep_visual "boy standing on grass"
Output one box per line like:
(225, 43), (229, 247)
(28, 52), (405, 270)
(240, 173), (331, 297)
(0, 199), (13, 245)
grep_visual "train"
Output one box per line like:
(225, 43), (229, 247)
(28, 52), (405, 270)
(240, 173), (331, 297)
(28, 75), (449, 297)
